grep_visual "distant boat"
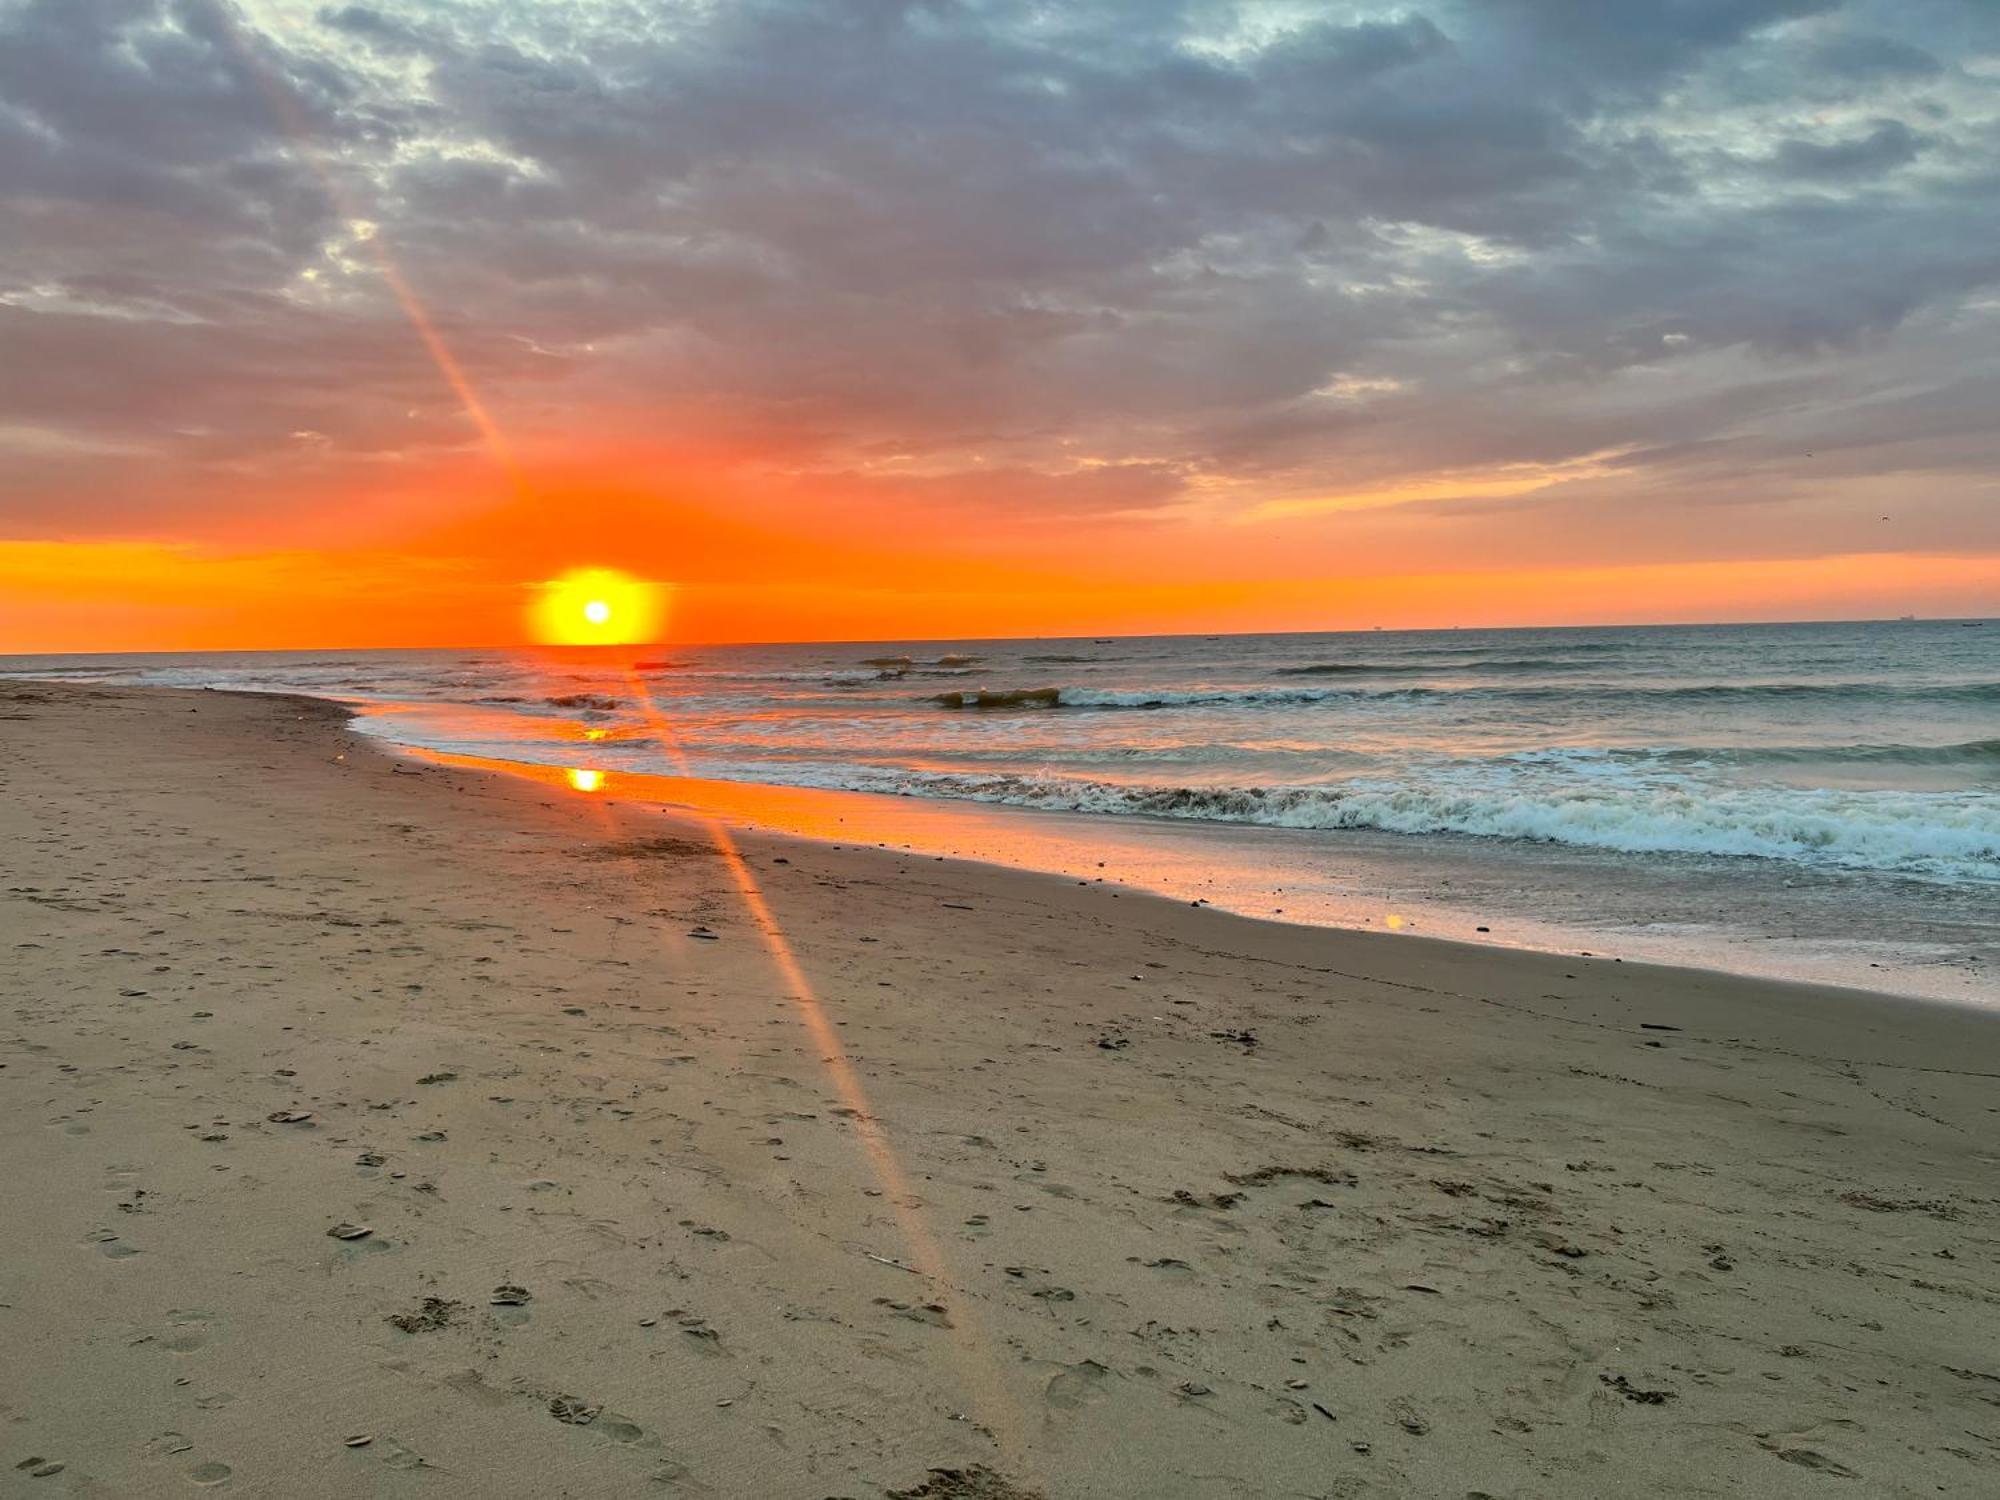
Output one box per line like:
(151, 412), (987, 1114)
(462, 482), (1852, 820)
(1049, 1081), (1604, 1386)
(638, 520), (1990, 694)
(1965, 621), (1986, 628)
(1898, 614), (1916, 621)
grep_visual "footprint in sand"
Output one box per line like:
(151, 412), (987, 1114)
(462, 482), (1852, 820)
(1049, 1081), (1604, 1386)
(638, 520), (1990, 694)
(1269, 1396), (1309, 1425)
(159, 1311), (215, 1352)
(547, 1397), (649, 1447)
(1765, 1448), (1859, 1478)
(188, 1460), (233, 1485)
(88, 1228), (140, 1258)
(440, 1369), (513, 1409)
(370, 1437), (430, 1471)
(1756, 1419), (1864, 1480)
(328, 1235), (393, 1261)
(1043, 1360), (1112, 1411)
(594, 1412), (646, 1444)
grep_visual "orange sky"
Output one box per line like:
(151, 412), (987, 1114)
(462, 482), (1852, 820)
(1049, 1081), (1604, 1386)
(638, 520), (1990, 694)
(2, 502), (1993, 653)
(2, 427), (1996, 652)
(4, 258), (1992, 650)
(2, 356), (1994, 651)
(2, 1), (1997, 653)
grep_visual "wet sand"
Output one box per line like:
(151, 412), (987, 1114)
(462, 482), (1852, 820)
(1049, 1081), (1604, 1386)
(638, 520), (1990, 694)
(379, 737), (1998, 1005)
(3, 679), (1999, 1498)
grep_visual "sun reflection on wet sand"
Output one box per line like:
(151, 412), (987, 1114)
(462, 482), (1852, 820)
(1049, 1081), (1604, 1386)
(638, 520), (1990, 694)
(404, 671), (1029, 1473)
(617, 670), (1026, 1469)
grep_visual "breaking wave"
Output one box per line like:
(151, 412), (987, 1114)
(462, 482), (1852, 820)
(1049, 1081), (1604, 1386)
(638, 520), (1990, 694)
(716, 763), (1999, 880)
(1657, 738), (2000, 768)
(932, 687), (1064, 709)
(928, 681), (2000, 711)
(1276, 656), (1613, 676)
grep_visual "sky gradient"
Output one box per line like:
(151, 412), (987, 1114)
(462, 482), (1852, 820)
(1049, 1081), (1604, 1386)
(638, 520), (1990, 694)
(2, 0), (1996, 649)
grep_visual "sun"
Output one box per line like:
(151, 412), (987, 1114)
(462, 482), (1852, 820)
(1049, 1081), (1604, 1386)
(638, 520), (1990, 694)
(529, 568), (668, 645)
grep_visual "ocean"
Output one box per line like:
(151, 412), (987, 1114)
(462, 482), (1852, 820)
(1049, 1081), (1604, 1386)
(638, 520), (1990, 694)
(7, 619), (1995, 1002)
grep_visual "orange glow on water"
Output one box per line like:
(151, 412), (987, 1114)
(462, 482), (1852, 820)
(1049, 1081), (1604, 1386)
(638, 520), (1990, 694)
(566, 767), (605, 793)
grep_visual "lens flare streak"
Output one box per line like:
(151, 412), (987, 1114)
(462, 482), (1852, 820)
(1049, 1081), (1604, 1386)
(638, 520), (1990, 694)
(203, 2), (522, 486)
(612, 669), (1026, 1466)
(406, 662), (1025, 1465)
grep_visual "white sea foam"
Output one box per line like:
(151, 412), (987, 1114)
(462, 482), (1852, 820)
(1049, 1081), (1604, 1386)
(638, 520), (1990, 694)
(998, 681), (2000, 711)
(11, 623), (1997, 891)
(647, 761), (1999, 880)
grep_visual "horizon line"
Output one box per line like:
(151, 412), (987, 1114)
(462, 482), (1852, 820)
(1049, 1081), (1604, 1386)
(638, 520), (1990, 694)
(1, 613), (1993, 660)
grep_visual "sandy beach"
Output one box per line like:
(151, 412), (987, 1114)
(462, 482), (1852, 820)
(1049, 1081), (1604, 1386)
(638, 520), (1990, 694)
(3, 678), (1998, 1499)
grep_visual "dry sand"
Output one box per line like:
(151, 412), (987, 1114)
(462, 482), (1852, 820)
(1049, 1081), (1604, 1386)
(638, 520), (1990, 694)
(3, 679), (1998, 1498)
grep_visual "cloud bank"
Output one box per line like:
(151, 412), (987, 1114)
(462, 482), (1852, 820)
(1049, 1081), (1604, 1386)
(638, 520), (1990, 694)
(1, 0), (1995, 629)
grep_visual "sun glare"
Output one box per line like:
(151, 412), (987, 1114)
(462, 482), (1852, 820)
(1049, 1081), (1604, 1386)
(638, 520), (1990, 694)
(529, 567), (668, 645)
(566, 767), (604, 793)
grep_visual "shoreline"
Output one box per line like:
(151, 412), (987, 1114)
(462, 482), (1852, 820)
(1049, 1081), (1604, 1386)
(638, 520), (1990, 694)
(5, 678), (2000, 1497)
(20, 676), (1981, 1020)
(389, 737), (1995, 1012)
(9, 633), (1994, 1005)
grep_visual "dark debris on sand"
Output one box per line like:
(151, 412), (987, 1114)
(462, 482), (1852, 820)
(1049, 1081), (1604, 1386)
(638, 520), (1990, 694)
(386, 1296), (463, 1334)
(881, 1467), (1046, 1500)
(1223, 1164), (1358, 1189)
(1601, 1372), (1676, 1405)
(548, 1396), (601, 1425)
(582, 836), (719, 861)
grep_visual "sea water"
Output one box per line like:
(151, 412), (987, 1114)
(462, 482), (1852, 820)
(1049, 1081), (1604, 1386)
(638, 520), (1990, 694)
(8, 619), (1994, 1001)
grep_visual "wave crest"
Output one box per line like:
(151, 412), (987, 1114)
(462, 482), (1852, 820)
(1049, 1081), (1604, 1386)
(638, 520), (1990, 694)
(926, 681), (2000, 712)
(767, 766), (1999, 880)
(933, 687), (1063, 709)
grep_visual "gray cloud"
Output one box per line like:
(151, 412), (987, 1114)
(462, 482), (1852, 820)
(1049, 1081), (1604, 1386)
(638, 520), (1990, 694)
(1765, 118), (1928, 178)
(0, 0), (1994, 569)
(1807, 30), (1944, 79)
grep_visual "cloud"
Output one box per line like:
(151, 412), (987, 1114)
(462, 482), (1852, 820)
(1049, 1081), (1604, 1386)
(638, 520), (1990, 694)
(0, 0), (1994, 585)
(1806, 30), (1944, 78)
(1765, 118), (1928, 178)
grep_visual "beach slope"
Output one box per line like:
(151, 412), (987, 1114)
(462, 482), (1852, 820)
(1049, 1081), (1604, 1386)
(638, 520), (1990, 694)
(2, 680), (1997, 1497)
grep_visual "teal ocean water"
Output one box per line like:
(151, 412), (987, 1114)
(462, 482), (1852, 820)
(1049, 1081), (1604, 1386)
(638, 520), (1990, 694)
(8, 619), (1994, 999)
